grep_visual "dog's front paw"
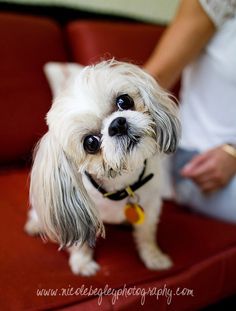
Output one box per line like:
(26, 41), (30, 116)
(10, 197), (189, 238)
(145, 252), (172, 270)
(69, 253), (100, 276)
(140, 246), (173, 270)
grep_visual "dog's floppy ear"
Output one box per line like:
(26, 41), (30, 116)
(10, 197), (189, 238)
(126, 64), (181, 154)
(30, 132), (104, 248)
(147, 86), (181, 154)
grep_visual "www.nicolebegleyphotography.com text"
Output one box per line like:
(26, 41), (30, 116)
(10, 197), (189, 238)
(36, 284), (194, 305)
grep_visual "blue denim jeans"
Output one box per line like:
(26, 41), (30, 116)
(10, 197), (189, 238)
(172, 148), (236, 223)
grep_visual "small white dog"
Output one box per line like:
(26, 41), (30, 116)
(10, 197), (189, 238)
(25, 60), (180, 276)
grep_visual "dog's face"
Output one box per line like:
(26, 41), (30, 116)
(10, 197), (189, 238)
(47, 60), (180, 179)
(30, 60), (180, 248)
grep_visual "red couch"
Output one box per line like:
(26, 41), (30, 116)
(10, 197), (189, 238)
(1, 12), (236, 311)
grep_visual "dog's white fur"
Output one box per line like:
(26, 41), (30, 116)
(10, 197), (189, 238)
(25, 60), (180, 276)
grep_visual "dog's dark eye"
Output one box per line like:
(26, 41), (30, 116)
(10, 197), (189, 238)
(83, 135), (101, 154)
(116, 94), (134, 110)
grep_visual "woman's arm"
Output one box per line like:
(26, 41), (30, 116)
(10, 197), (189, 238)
(144, 0), (216, 89)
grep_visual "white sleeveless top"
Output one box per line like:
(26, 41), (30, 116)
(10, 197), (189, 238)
(179, 0), (236, 152)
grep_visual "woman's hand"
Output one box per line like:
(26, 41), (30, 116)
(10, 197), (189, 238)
(181, 146), (236, 194)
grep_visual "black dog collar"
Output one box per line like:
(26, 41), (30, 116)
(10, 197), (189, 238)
(85, 160), (154, 201)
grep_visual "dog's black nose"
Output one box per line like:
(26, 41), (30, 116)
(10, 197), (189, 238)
(109, 117), (128, 137)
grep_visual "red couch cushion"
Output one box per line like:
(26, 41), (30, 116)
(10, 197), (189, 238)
(67, 20), (165, 66)
(0, 13), (68, 165)
(1, 169), (236, 310)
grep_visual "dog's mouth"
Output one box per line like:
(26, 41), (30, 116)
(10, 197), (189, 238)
(114, 130), (142, 152)
(105, 134), (142, 178)
(108, 168), (119, 178)
(103, 121), (156, 178)
(127, 134), (141, 151)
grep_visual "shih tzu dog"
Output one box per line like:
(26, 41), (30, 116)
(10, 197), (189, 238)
(25, 60), (180, 276)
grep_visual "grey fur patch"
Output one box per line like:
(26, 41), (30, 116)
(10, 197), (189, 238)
(50, 163), (98, 248)
(154, 107), (180, 154)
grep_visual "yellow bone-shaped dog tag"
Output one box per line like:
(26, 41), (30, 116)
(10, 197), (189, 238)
(124, 203), (145, 225)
